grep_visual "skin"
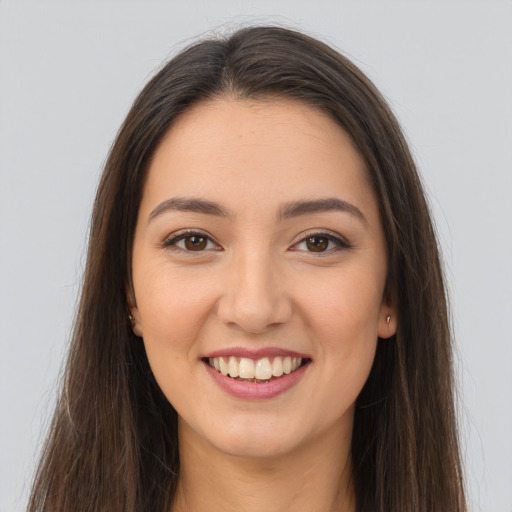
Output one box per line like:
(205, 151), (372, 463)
(129, 97), (397, 512)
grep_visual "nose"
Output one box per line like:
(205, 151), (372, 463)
(216, 251), (293, 334)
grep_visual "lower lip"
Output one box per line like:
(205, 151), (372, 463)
(204, 361), (309, 399)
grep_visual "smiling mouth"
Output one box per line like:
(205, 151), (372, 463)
(205, 356), (308, 383)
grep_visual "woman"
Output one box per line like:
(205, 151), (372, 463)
(28, 26), (466, 511)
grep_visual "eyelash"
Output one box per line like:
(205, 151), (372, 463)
(162, 229), (221, 253)
(162, 230), (351, 254)
(291, 231), (352, 254)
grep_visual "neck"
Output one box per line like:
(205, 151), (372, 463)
(171, 421), (356, 512)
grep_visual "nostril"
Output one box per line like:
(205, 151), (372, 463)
(215, 274), (293, 333)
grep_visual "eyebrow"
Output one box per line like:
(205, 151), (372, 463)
(148, 197), (232, 223)
(279, 198), (367, 223)
(148, 196), (366, 224)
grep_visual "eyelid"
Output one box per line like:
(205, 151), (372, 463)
(162, 229), (222, 252)
(289, 229), (352, 252)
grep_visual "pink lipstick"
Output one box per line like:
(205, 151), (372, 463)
(202, 347), (311, 399)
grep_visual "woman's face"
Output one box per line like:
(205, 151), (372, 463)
(130, 98), (396, 459)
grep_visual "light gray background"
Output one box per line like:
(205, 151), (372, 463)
(1, 1), (511, 511)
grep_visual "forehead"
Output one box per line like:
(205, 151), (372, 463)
(141, 98), (377, 221)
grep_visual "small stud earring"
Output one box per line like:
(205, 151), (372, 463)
(128, 314), (135, 326)
(385, 315), (391, 324)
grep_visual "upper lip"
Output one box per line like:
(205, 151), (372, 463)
(202, 346), (310, 359)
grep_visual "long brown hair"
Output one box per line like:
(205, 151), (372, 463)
(28, 26), (466, 511)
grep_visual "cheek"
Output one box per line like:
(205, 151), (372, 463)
(135, 264), (213, 338)
(133, 268), (212, 406)
(300, 268), (384, 339)
(132, 268), (218, 393)
(297, 268), (382, 387)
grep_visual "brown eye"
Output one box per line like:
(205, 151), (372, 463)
(163, 232), (220, 253)
(291, 232), (349, 255)
(184, 235), (208, 251)
(305, 236), (329, 252)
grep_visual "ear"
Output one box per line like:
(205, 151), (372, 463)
(378, 301), (397, 339)
(126, 285), (143, 338)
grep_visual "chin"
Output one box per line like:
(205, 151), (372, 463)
(215, 432), (301, 460)
(181, 413), (308, 461)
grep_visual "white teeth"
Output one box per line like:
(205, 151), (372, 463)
(228, 356), (239, 377)
(255, 357), (272, 380)
(219, 356), (229, 376)
(272, 357), (283, 377)
(238, 357), (255, 379)
(208, 355), (305, 380)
